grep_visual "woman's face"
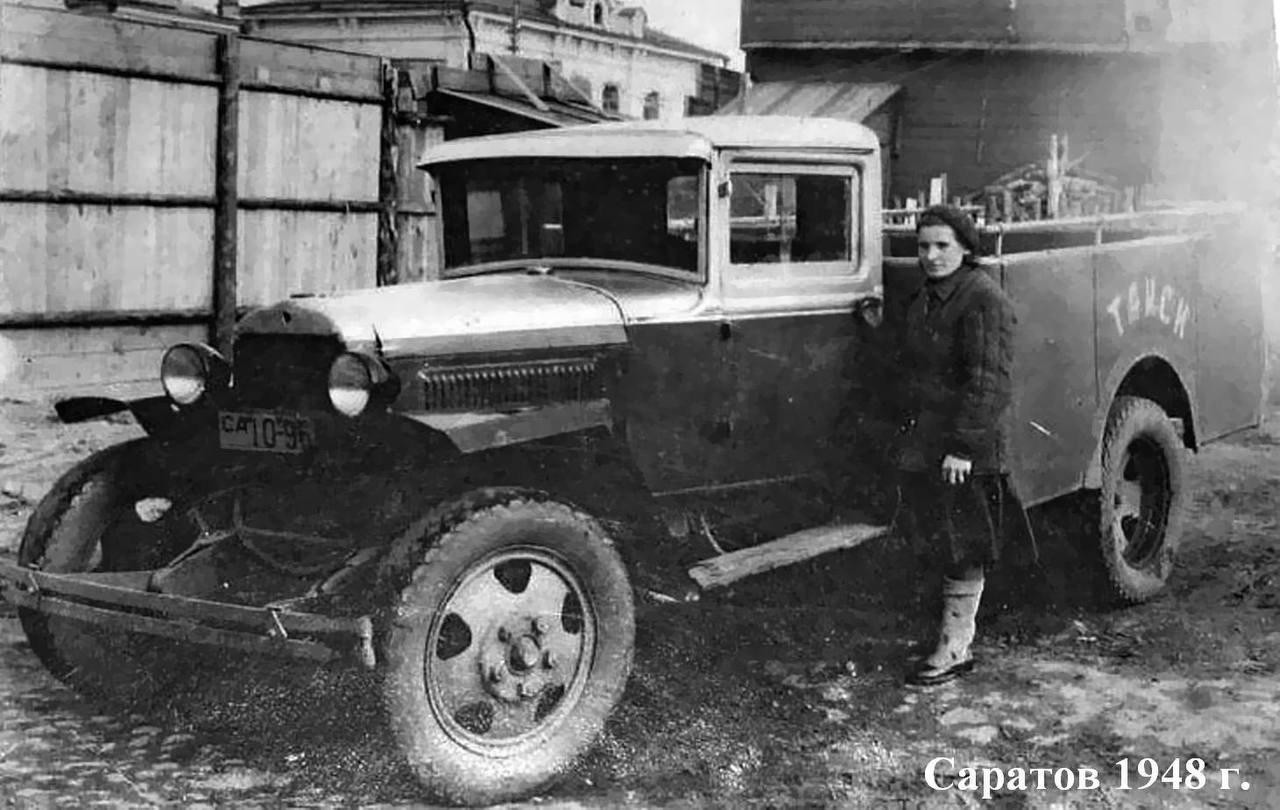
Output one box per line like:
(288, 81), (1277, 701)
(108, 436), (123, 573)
(917, 224), (967, 279)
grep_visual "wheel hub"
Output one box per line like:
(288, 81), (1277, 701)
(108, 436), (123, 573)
(510, 636), (540, 672)
(1116, 440), (1170, 567)
(479, 616), (560, 703)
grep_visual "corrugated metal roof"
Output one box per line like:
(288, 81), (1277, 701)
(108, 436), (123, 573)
(432, 88), (617, 128)
(718, 82), (900, 121)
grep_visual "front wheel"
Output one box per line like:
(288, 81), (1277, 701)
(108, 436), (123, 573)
(17, 440), (193, 704)
(380, 488), (635, 807)
(1096, 396), (1188, 604)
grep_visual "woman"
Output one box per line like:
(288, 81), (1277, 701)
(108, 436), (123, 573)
(891, 205), (1024, 687)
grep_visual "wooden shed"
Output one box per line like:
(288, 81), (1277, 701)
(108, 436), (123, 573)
(738, 0), (1277, 207)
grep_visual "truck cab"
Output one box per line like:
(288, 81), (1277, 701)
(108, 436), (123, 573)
(409, 116), (885, 494)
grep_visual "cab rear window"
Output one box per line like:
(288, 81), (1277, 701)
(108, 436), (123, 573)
(729, 170), (856, 266)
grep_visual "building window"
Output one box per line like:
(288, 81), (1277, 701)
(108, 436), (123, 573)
(643, 91), (660, 120)
(593, 3), (604, 25)
(602, 83), (620, 114)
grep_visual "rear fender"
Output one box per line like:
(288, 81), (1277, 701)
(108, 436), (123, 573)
(1083, 349), (1198, 488)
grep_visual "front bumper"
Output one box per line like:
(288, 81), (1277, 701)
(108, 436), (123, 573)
(0, 561), (376, 668)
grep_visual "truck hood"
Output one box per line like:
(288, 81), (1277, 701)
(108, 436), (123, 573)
(236, 273), (631, 358)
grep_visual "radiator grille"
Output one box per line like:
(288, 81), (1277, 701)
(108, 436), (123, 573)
(420, 358), (604, 413)
(232, 335), (343, 410)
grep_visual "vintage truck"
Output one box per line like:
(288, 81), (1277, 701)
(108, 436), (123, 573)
(0, 116), (1266, 806)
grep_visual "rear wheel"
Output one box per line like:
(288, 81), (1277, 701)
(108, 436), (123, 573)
(1096, 396), (1187, 603)
(380, 488), (634, 807)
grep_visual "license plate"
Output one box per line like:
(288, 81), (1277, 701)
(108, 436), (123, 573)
(218, 411), (314, 454)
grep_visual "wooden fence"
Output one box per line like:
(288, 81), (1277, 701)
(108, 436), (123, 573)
(0, 4), (392, 395)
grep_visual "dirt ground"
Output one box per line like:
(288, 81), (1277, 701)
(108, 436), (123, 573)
(1, 394), (1278, 808)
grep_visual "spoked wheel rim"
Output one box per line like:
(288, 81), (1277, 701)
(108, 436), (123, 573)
(1113, 436), (1172, 568)
(425, 547), (596, 755)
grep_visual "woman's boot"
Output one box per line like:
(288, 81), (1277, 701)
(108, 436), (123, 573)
(906, 574), (984, 686)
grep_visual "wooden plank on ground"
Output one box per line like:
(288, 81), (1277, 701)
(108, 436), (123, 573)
(1, 4), (218, 80)
(687, 521), (890, 591)
(238, 37), (381, 101)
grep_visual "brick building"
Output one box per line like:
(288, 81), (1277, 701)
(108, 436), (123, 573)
(242, 0), (735, 120)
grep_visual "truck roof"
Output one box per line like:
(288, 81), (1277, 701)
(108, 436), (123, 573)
(416, 115), (880, 167)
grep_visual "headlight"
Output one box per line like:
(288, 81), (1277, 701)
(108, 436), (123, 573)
(161, 343), (229, 406)
(328, 352), (394, 417)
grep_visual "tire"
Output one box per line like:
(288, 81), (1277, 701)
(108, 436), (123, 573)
(380, 488), (635, 807)
(17, 440), (196, 704)
(1096, 395), (1187, 604)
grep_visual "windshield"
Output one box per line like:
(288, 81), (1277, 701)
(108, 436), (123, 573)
(433, 157), (705, 276)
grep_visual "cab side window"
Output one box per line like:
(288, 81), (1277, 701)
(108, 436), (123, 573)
(729, 170), (856, 266)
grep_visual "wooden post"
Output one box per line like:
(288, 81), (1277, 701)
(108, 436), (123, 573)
(212, 31), (240, 359)
(377, 61), (400, 286)
(1046, 133), (1060, 219)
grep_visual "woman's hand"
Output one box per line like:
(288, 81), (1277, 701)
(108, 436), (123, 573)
(942, 454), (973, 485)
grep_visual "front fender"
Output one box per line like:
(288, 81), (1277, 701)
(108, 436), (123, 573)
(406, 399), (614, 454)
(54, 396), (184, 437)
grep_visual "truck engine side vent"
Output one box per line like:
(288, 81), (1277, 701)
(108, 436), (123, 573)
(419, 359), (604, 413)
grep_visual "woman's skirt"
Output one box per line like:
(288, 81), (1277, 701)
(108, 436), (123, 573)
(895, 471), (1035, 570)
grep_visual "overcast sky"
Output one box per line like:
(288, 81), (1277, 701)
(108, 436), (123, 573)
(641, 0), (744, 68)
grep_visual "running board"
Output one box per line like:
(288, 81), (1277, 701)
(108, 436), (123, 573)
(686, 520), (891, 592)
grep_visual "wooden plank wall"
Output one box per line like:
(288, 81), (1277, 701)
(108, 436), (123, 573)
(235, 36), (383, 303)
(0, 63), (218, 317)
(237, 90), (381, 305)
(746, 50), (1163, 205)
(0, 4), (386, 395)
(393, 122), (445, 284)
(742, 0), (1130, 48)
(743, 0), (1012, 46)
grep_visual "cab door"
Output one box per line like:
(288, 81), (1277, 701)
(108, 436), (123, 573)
(718, 155), (881, 484)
